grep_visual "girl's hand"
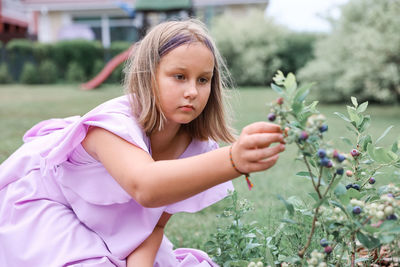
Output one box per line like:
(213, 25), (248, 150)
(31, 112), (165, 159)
(231, 122), (285, 174)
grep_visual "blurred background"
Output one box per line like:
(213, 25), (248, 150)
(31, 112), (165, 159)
(1, 0), (399, 104)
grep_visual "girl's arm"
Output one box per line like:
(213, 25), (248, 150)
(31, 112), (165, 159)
(82, 122), (285, 208)
(126, 212), (172, 267)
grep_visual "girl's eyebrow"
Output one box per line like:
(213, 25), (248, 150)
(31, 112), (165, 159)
(167, 66), (214, 75)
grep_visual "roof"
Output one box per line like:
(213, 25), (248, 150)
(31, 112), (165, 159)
(135, 0), (192, 11)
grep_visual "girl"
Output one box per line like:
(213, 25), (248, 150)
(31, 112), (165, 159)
(0, 19), (285, 266)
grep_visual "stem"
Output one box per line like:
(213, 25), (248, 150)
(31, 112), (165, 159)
(301, 153), (322, 199)
(351, 234), (356, 267)
(298, 206), (319, 258)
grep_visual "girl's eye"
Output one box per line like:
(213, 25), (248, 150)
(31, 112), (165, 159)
(198, 77), (209, 84)
(174, 74), (185, 80)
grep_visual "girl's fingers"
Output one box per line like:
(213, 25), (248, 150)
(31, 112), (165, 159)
(242, 133), (285, 149)
(248, 154), (280, 173)
(242, 121), (282, 135)
(245, 143), (285, 162)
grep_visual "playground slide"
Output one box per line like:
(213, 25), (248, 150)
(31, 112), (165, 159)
(81, 47), (133, 90)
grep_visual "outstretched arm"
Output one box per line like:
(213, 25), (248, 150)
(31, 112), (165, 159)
(126, 212), (172, 267)
(82, 122), (285, 208)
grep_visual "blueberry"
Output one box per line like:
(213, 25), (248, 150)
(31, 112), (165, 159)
(320, 238), (329, 247)
(337, 154), (346, 163)
(346, 184), (353, 190)
(319, 157), (331, 167)
(299, 131), (309, 141)
(319, 124), (328, 133)
(353, 206), (362, 214)
(352, 184), (361, 191)
(368, 177), (376, 184)
(387, 214), (397, 220)
(324, 246), (332, 254)
(351, 149), (360, 158)
(336, 167), (344, 175)
(387, 193), (394, 198)
(317, 149), (326, 158)
(268, 113), (276, 122)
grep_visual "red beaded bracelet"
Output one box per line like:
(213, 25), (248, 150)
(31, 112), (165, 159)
(229, 145), (253, 190)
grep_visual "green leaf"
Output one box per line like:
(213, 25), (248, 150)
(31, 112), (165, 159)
(357, 101), (368, 113)
(347, 106), (361, 126)
(277, 195), (294, 216)
(361, 135), (372, 151)
(379, 234), (395, 244)
(292, 100), (303, 115)
(294, 83), (313, 103)
(392, 141), (398, 153)
(334, 112), (351, 122)
(359, 115), (371, 133)
(346, 188), (362, 199)
(351, 96), (358, 107)
(334, 183), (347, 196)
(374, 147), (394, 163)
(376, 125), (393, 144)
(308, 192), (319, 202)
(271, 83), (284, 95)
(284, 73), (297, 95)
(356, 231), (380, 249)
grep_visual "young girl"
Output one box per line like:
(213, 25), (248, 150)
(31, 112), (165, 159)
(0, 19), (285, 266)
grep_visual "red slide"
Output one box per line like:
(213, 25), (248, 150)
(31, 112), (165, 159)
(81, 47), (133, 90)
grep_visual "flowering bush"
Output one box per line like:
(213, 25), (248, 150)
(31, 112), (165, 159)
(206, 71), (400, 266)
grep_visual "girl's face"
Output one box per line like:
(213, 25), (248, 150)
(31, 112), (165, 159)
(156, 42), (214, 127)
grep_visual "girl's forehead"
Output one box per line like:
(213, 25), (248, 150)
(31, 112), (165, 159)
(159, 34), (214, 58)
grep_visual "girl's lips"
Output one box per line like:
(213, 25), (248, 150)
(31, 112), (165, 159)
(180, 105), (194, 111)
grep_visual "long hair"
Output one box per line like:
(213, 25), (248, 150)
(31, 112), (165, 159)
(123, 19), (235, 143)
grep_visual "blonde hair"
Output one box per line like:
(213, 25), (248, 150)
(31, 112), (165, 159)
(123, 19), (235, 143)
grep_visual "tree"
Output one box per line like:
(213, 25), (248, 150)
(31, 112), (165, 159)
(299, 0), (400, 103)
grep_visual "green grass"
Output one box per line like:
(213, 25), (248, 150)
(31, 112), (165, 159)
(1, 84), (400, 250)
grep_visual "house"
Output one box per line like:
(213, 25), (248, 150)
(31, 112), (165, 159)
(0, 0), (30, 43)
(19, 0), (268, 47)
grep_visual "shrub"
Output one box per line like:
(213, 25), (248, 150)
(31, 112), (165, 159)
(38, 60), (58, 84)
(53, 40), (103, 79)
(0, 63), (13, 84)
(66, 61), (85, 83)
(108, 41), (132, 57)
(19, 62), (39, 84)
(206, 71), (400, 266)
(298, 0), (400, 103)
(211, 10), (288, 86)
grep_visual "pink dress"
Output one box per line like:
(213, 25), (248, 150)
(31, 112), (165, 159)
(0, 96), (233, 267)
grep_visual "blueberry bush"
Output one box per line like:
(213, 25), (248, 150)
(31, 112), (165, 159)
(206, 71), (400, 266)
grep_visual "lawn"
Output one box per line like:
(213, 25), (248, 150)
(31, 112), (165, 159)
(1, 84), (399, 250)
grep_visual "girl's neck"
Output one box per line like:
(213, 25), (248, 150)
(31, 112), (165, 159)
(150, 123), (191, 161)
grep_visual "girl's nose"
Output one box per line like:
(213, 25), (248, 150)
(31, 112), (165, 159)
(184, 82), (198, 99)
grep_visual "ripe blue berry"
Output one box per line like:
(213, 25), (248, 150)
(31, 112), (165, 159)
(353, 206), (362, 214)
(319, 124), (328, 133)
(299, 131), (308, 141)
(324, 246), (332, 254)
(387, 193), (394, 198)
(351, 149), (360, 158)
(317, 149), (326, 158)
(346, 184), (352, 190)
(387, 214), (397, 220)
(268, 113), (276, 122)
(320, 238), (329, 247)
(368, 177), (376, 184)
(352, 184), (361, 191)
(336, 167), (344, 175)
(320, 157), (331, 167)
(337, 154), (346, 163)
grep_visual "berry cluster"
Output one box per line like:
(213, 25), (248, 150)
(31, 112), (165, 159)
(319, 206), (346, 223)
(247, 261), (264, 267)
(307, 250), (327, 267)
(316, 148), (347, 176)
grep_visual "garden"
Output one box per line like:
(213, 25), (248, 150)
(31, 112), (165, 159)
(1, 0), (400, 266)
